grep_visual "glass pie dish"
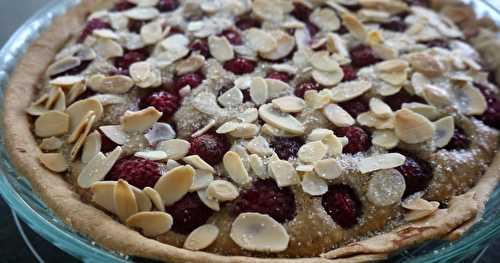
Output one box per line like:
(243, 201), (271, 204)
(0, 0), (499, 262)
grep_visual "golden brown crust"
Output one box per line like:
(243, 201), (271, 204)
(3, 0), (499, 262)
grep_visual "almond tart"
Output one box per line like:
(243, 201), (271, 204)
(4, 0), (500, 262)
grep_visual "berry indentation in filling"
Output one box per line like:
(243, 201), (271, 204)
(334, 126), (371, 154)
(188, 132), (230, 165)
(322, 184), (361, 229)
(107, 157), (161, 189)
(165, 192), (214, 234)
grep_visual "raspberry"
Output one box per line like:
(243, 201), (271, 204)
(140, 91), (180, 121)
(113, 1), (135, 11)
(341, 64), (357, 82)
(338, 97), (369, 118)
(156, 0), (179, 12)
(78, 18), (111, 43)
(380, 20), (408, 32)
(50, 60), (91, 79)
(232, 180), (296, 223)
(384, 91), (425, 111)
(223, 57), (256, 75)
(99, 130), (119, 154)
(235, 17), (261, 30)
(189, 39), (210, 58)
(290, 2), (312, 22)
(165, 192), (214, 234)
(128, 19), (147, 33)
(419, 39), (450, 49)
(174, 72), (204, 90)
(270, 137), (304, 160)
(114, 50), (149, 73)
(445, 128), (470, 150)
(107, 157), (161, 189)
(266, 71), (291, 82)
(349, 45), (381, 68)
(334, 126), (371, 154)
(322, 184), (361, 228)
(481, 99), (500, 129)
(395, 156), (433, 197)
(219, 28), (242, 45)
(294, 80), (321, 98)
(188, 132), (230, 165)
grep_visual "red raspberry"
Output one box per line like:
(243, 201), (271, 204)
(140, 91), (180, 121)
(419, 39), (450, 49)
(266, 71), (291, 82)
(349, 45), (381, 68)
(395, 156), (433, 197)
(174, 72), (204, 90)
(156, 0), (179, 12)
(338, 97), (369, 118)
(445, 128), (470, 150)
(290, 2), (312, 22)
(113, 1), (135, 11)
(270, 137), (304, 160)
(78, 18), (111, 43)
(107, 157), (161, 189)
(165, 192), (214, 234)
(128, 19), (148, 33)
(383, 91), (425, 111)
(114, 50), (149, 72)
(380, 19), (408, 32)
(223, 57), (256, 75)
(322, 184), (361, 228)
(235, 17), (261, 30)
(219, 28), (242, 45)
(189, 39), (210, 58)
(335, 126), (371, 154)
(294, 80), (321, 98)
(341, 64), (357, 82)
(98, 130), (119, 154)
(188, 132), (230, 165)
(232, 180), (296, 223)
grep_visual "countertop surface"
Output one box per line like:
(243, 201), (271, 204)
(0, 1), (499, 262)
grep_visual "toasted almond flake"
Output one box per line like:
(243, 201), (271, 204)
(409, 53), (446, 78)
(34, 111), (70, 138)
(249, 154), (267, 179)
(145, 123), (176, 145)
(26, 94), (49, 116)
(322, 134), (344, 156)
(310, 51), (341, 72)
(304, 90), (331, 109)
(237, 108), (259, 123)
(261, 123), (295, 138)
(216, 122), (239, 134)
(422, 84), (452, 107)
(314, 158), (342, 180)
(176, 54), (205, 75)
(129, 61), (161, 88)
(394, 109), (435, 144)
(114, 180), (138, 222)
(323, 104), (355, 127)
(410, 72), (430, 95)
(260, 31), (295, 61)
(245, 28), (277, 53)
(140, 20), (164, 45)
(93, 28), (118, 39)
(433, 116), (455, 148)
(66, 98), (103, 131)
(157, 139), (190, 160)
(272, 96), (305, 113)
(403, 198), (440, 221)
(49, 75), (84, 87)
(358, 153), (406, 174)
(143, 187), (164, 211)
(402, 102), (440, 120)
(250, 77), (269, 106)
(197, 189), (220, 211)
(208, 35), (234, 62)
(91, 181), (149, 213)
(301, 172), (328, 196)
(100, 125), (128, 145)
(230, 212), (289, 252)
(165, 159), (181, 171)
(207, 180), (239, 201)
(341, 13), (367, 41)
(39, 153), (67, 172)
(265, 79), (290, 99)
(330, 81), (372, 102)
(184, 224), (219, 251)
(67, 82), (87, 105)
(47, 56), (81, 77)
(45, 87), (64, 111)
(88, 74), (134, 94)
(259, 104), (305, 135)
(312, 69), (343, 86)
(192, 92), (222, 115)
(39, 137), (63, 151)
(135, 188), (153, 212)
(369, 98), (392, 118)
(366, 30), (384, 46)
(271, 64), (297, 74)
(310, 8), (340, 32)
(189, 169), (214, 192)
(367, 169), (406, 206)
(218, 87), (243, 108)
(93, 38), (124, 59)
(268, 160), (300, 187)
(154, 47), (190, 68)
(88, 94), (126, 107)
(246, 136), (273, 157)
(298, 141), (328, 163)
(326, 33), (349, 57)
(183, 155), (215, 173)
(67, 111), (94, 144)
(126, 211), (172, 237)
(223, 151), (251, 186)
(154, 165), (195, 205)
(78, 147), (122, 188)
(372, 130), (399, 149)
(308, 128), (334, 142)
(455, 84), (488, 115)
(125, 7), (159, 20)
(229, 123), (260, 139)
(296, 164), (314, 172)
(82, 131), (102, 163)
(161, 33), (189, 49)
(135, 150), (168, 161)
(121, 107), (162, 133)
(192, 119), (217, 138)
(360, 0), (408, 14)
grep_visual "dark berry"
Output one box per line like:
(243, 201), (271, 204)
(445, 128), (470, 150)
(290, 2), (313, 22)
(113, 1), (135, 11)
(322, 184), (361, 228)
(165, 192), (214, 234)
(223, 57), (256, 75)
(266, 71), (291, 82)
(107, 157), (161, 189)
(384, 91), (425, 111)
(78, 18), (111, 43)
(338, 97), (369, 118)
(349, 45), (381, 68)
(380, 20), (408, 32)
(189, 39), (210, 58)
(419, 39), (450, 49)
(188, 132), (230, 165)
(270, 137), (304, 160)
(395, 156), (433, 197)
(481, 99), (500, 129)
(335, 126), (371, 154)
(403, 0), (429, 7)
(140, 91), (180, 121)
(232, 180), (296, 223)
(337, 25), (349, 35)
(341, 64), (357, 82)
(306, 21), (320, 36)
(156, 0), (179, 12)
(99, 130), (119, 154)
(50, 60), (92, 79)
(174, 72), (204, 90)
(114, 50), (149, 72)
(294, 80), (321, 98)
(235, 17), (261, 30)
(128, 19), (147, 33)
(342, 4), (362, 12)
(220, 28), (242, 45)
(475, 82), (497, 104)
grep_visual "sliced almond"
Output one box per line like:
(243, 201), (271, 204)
(249, 154), (267, 179)
(49, 75), (84, 87)
(218, 87), (243, 108)
(455, 84), (487, 115)
(358, 153), (406, 174)
(176, 54), (205, 75)
(154, 165), (195, 205)
(369, 98), (392, 118)
(272, 96), (305, 113)
(100, 125), (128, 145)
(310, 8), (340, 32)
(121, 107), (162, 133)
(330, 81), (372, 103)
(192, 119), (217, 138)
(67, 111), (95, 144)
(296, 164), (314, 172)
(260, 31), (295, 61)
(261, 123), (296, 138)
(143, 187), (164, 211)
(183, 155), (215, 173)
(409, 53), (446, 78)
(125, 7), (159, 20)
(298, 141), (328, 163)
(208, 35), (234, 62)
(88, 74), (134, 94)
(304, 90), (331, 109)
(47, 56), (81, 77)
(308, 128), (334, 142)
(372, 130), (399, 149)
(207, 180), (239, 202)
(265, 79), (290, 99)
(237, 108), (259, 123)
(144, 123), (176, 145)
(375, 59), (409, 86)
(93, 28), (118, 39)
(223, 151), (251, 186)
(184, 224), (219, 251)
(322, 134), (344, 156)
(341, 13), (367, 41)
(114, 179), (138, 222)
(410, 72), (431, 96)
(301, 172), (328, 196)
(157, 139), (190, 160)
(78, 146), (122, 188)
(250, 77), (269, 105)
(245, 28), (277, 53)
(82, 131), (102, 163)
(135, 151), (168, 161)
(402, 102), (440, 120)
(66, 98), (103, 131)
(246, 136), (273, 157)
(126, 211), (173, 237)
(323, 104), (355, 127)
(197, 189), (220, 211)
(366, 169), (406, 206)
(129, 61), (161, 88)
(422, 84), (452, 108)
(394, 109), (435, 144)
(39, 153), (67, 173)
(314, 158), (342, 180)
(93, 38), (124, 59)
(189, 169), (214, 192)
(403, 198), (440, 221)
(310, 51), (341, 72)
(229, 123), (260, 139)
(91, 181), (150, 213)
(312, 69), (344, 86)
(26, 94), (50, 116)
(230, 213), (289, 252)
(34, 111), (70, 137)
(39, 137), (64, 151)
(259, 104), (305, 135)
(433, 116), (454, 148)
(268, 160), (300, 187)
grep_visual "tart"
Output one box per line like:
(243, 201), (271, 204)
(4, 0), (500, 262)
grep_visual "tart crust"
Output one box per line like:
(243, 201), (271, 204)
(3, 0), (499, 262)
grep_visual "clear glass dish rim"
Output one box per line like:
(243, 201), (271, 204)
(0, 0), (498, 262)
